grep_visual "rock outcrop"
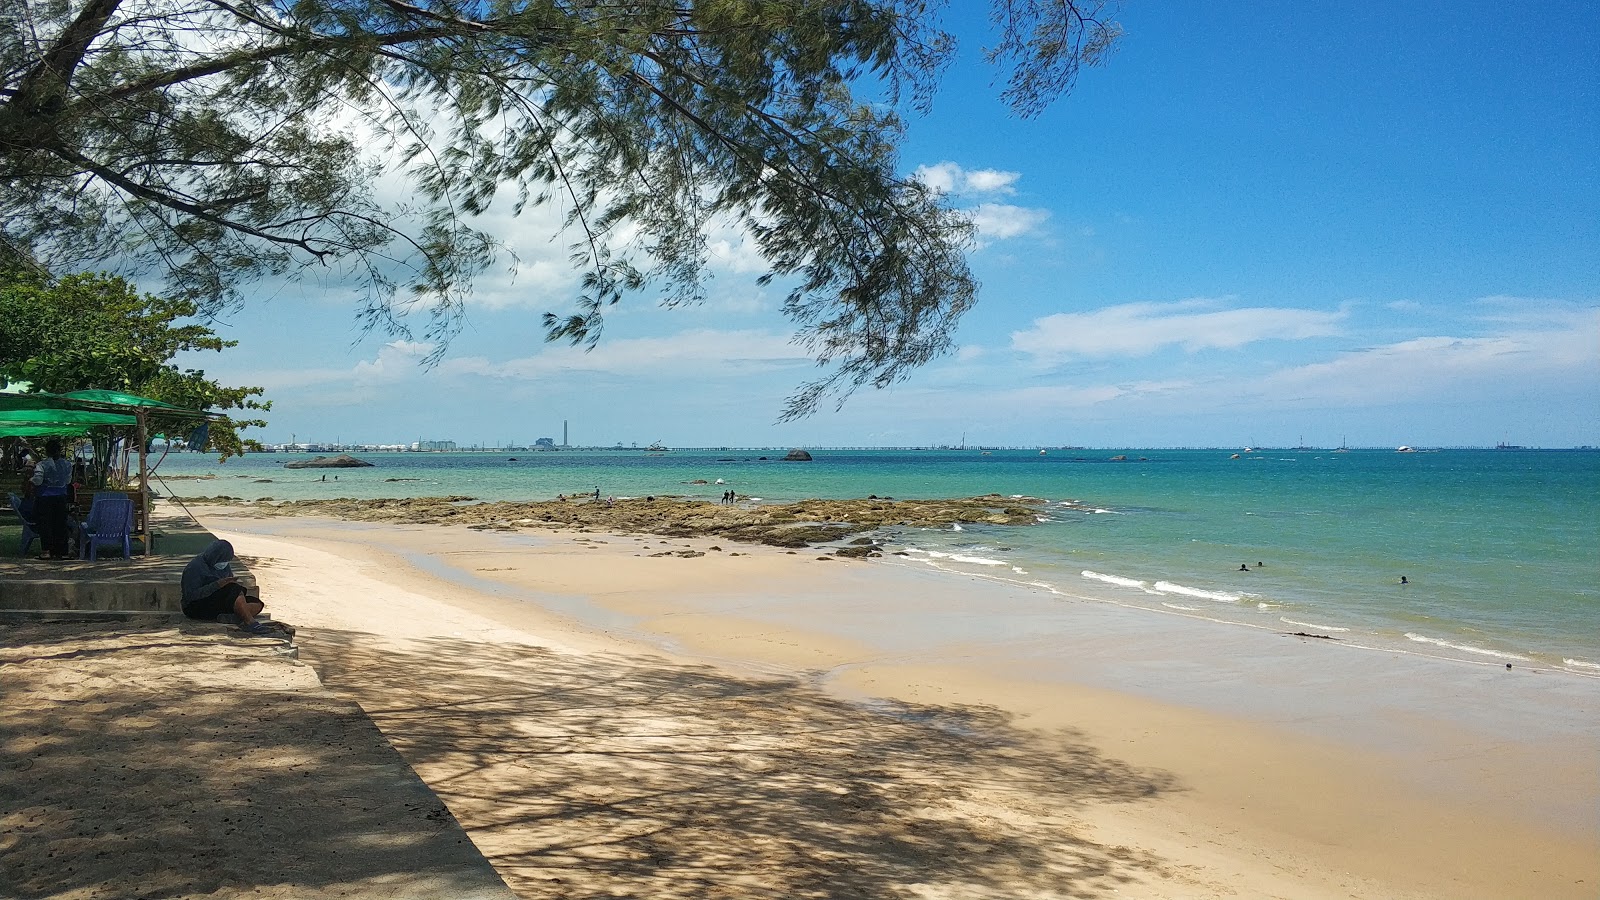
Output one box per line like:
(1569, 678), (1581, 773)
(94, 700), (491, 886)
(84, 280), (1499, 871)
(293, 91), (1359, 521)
(176, 493), (1068, 550)
(283, 454), (375, 469)
(783, 449), (813, 461)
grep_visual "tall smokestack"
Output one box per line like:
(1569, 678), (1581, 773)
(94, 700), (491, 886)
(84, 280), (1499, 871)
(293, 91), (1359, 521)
(563, 420), (568, 447)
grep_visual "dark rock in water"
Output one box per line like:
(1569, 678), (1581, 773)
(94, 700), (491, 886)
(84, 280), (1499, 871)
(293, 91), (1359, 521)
(835, 545), (875, 558)
(508, 457), (518, 461)
(783, 448), (813, 461)
(284, 454), (374, 469)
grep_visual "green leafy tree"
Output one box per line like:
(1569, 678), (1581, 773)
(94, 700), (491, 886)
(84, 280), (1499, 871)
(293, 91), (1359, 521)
(0, 0), (1119, 416)
(0, 267), (270, 461)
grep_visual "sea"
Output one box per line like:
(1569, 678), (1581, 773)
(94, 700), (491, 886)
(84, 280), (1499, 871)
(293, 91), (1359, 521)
(154, 447), (1600, 676)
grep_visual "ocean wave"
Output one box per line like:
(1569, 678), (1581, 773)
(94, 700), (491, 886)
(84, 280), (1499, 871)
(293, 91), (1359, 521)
(1280, 617), (1350, 633)
(1080, 570), (1147, 589)
(1562, 658), (1600, 671)
(1404, 633), (1530, 661)
(1153, 581), (1243, 603)
(914, 549), (1009, 567)
(1160, 602), (1201, 611)
(1011, 566), (1029, 575)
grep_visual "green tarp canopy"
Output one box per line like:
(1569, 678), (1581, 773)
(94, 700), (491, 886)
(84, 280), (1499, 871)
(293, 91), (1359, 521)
(62, 389), (195, 412)
(0, 408), (137, 425)
(0, 423), (94, 438)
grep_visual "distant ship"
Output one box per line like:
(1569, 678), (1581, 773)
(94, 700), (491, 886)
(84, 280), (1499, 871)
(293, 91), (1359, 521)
(645, 441), (670, 452)
(1495, 442), (1525, 450)
(1396, 446), (1417, 453)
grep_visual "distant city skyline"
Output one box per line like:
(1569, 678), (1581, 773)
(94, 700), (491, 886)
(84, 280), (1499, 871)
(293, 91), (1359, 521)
(174, 2), (1598, 449)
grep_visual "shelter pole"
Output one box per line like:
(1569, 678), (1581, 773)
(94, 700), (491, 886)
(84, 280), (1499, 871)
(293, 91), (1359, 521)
(136, 408), (149, 554)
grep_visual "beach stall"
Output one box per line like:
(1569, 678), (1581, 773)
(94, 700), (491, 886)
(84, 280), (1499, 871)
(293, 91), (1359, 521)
(0, 390), (218, 553)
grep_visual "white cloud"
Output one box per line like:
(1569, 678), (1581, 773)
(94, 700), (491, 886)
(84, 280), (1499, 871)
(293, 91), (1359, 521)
(1250, 311), (1599, 406)
(437, 328), (808, 379)
(352, 340), (434, 382)
(968, 203), (1051, 241)
(912, 162), (1021, 196)
(1012, 299), (1347, 360)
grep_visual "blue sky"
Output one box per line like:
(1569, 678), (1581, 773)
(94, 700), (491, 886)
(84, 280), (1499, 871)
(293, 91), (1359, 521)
(179, 1), (1598, 448)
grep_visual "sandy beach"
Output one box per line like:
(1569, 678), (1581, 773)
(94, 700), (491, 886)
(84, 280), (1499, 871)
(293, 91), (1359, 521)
(10, 507), (1596, 898)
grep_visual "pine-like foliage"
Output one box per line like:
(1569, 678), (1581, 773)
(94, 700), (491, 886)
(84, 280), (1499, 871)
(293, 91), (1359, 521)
(0, 0), (1118, 416)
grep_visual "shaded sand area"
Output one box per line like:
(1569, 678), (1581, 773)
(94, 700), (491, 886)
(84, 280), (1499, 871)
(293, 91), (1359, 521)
(0, 618), (515, 899)
(169, 507), (1598, 900)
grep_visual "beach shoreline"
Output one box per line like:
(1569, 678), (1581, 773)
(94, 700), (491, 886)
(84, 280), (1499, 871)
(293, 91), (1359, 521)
(197, 508), (1599, 899)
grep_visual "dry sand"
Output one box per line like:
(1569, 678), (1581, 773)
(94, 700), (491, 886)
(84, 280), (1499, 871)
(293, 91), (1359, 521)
(8, 507), (1596, 899)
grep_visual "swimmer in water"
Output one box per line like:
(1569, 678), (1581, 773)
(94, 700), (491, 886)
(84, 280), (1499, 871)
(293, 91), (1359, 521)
(1400, 575), (1408, 585)
(1239, 564), (1250, 572)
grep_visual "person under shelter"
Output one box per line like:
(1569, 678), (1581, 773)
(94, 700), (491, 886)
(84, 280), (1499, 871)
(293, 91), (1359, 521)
(29, 438), (73, 559)
(181, 540), (272, 634)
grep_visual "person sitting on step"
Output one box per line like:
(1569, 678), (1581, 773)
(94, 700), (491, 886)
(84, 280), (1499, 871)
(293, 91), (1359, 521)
(181, 539), (275, 634)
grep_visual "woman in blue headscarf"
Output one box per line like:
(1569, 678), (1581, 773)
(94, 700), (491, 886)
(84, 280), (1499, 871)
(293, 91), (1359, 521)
(181, 540), (271, 634)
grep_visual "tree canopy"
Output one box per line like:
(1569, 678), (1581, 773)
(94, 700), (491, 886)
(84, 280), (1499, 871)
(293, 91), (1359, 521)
(0, 0), (1119, 416)
(0, 268), (270, 458)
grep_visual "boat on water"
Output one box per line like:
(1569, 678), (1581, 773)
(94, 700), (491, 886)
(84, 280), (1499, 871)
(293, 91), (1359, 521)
(645, 441), (670, 452)
(1396, 446), (1417, 453)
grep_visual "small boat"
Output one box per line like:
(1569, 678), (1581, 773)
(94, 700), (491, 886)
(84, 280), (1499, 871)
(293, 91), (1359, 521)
(1396, 445), (1416, 453)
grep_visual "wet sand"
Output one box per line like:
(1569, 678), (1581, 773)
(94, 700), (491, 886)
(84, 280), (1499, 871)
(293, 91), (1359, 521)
(199, 509), (1600, 899)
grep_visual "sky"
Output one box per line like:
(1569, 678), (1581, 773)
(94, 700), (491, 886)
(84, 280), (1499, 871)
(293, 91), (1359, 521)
(175, 1), (1599, 449)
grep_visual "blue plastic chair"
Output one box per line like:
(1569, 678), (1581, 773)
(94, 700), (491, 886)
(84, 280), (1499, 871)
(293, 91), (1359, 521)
(77, 495), (134, 560)
(8, 492), (39, 556)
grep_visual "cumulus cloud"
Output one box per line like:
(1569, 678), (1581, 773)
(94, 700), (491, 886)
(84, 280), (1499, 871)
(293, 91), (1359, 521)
(967, 203), (1052, 241)
(1012, 299), (1347, 360)
(912, 162), (1021, 196)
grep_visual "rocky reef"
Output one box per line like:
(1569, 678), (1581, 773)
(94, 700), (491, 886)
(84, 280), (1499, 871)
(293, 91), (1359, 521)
(176, 494), (1067, 550)
(283, 454), (374, 469)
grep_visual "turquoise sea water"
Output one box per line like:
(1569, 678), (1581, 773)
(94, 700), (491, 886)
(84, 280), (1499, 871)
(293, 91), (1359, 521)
(157, 448), (1600, 673)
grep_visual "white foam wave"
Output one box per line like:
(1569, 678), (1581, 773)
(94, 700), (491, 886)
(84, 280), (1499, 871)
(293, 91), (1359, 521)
(1153, 581), (1243, 603)
(1091, 508), (1117, 514)
(951, 523), (963, 532)
(1081, 570), (1146, 589)
(920, 550), (1008, 567)
(1161, 602), (1200, 611)
(1563, 658), (1600, 671)
(1011, 566), (1029, 575)
(1280, 617), (1350, 633)
(1404, 633), (1530, 661)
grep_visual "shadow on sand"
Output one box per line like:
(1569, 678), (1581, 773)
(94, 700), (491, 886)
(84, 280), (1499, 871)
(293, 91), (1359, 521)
(0, 621), (509, 899)
(303, 628), (1186, 898)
